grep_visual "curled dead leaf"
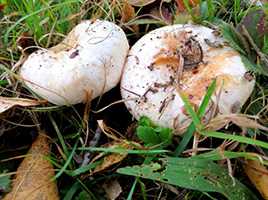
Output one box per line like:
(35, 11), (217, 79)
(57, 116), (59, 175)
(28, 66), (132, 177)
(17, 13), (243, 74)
(90, 141), (132, 175)
(0, 96), (45, 114)
(244, 160), (268, 199)
(3, 133), (59, 200)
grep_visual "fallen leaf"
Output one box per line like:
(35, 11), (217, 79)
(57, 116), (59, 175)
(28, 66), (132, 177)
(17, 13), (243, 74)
(91, 141), (132, 174)
(0, 96), (45, 114)
(121, 1), (136, 23)
(103, 179), (122, 200)
(3, 133), (59, 200)
(244, 160), (268, 200)
(118, 157), (258, 200)
(175, 0), (200, 12)
(120, 1), (139, 33)
(0, 4), (5, 12)
(128, 0), (156, 7)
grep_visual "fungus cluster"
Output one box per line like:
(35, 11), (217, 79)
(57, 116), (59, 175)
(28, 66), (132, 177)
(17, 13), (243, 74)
(21, 20), (255, 133)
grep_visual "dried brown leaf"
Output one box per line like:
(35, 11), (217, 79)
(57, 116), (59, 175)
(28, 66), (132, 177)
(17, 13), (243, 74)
(102, 179), (122, 200)
(175, 0), (199, 12)
(0, 96), (45, 114)
(121, 1), (139, 34)
(121, 1), (136, 23)
(244, 160), (268, 200)
(0, 4), (5, 12)
(91, 141), (132, 174)
(3, 133), (59, 200)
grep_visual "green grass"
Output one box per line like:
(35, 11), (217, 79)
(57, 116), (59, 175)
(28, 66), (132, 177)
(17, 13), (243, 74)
(0, 0), (268, 199)
(2, 0), (82, 47)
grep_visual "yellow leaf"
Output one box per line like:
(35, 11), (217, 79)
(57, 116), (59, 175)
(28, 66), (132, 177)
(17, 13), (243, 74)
(3, 132), (59, 200)
(244, 160), (268, 200)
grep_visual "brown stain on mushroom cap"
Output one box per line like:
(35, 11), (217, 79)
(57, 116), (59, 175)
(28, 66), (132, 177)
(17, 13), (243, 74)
(152, 30), (240, 106)
(181, 50), (240, 105)
(163, 31), (188, 51)
(151, 31), (187, 67)
(153, 55), (183, 68)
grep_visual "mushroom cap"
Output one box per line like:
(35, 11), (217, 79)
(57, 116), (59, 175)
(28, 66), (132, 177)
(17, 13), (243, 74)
(21, 19), (129, 105)
(121, 24), (255, 133)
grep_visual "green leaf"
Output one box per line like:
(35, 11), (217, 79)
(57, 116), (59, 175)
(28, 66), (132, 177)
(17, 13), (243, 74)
(137, 126), (160, 146)
(136, 116), (172, 148)
(157, 127), (172, 146)
(0, 173), (11, 193)
(118, 157), (257, 200)
(138, 116), (154, 127)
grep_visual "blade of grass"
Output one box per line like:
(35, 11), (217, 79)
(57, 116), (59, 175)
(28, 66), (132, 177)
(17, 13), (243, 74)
(127, 178), (138, 200)
(174, 80), (216, 156)
(69, 161), (101, 177)
(138, 179), (147, 200)
(179, 91), (202, 128)
(4, 0), (79, 45)
(63, 182), (80, 200)
(49, 113), (69, 157)
(197, 79), (217, 116)
(78, 147), (169, 155)
(53, 140), (78, 180)
(201, 130), (268, 149)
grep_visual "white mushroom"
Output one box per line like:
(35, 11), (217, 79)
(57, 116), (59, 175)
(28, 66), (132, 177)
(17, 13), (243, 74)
(21, 19), (129, 105)
(121, 24), (255, 133)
